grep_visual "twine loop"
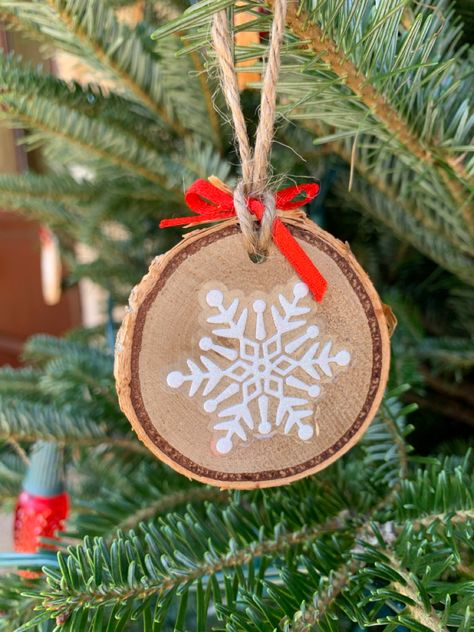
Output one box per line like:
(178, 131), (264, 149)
(159, 1), (328, 303)
(211, 0), (287, 260)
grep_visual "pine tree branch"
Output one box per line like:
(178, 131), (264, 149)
(45, 0), (186, 136)
(269, 0), (473, 232)
(287, 523), (371, 631)
(0, 367), (42, 396)
(0, 575), (50, 632)
(3, 109), (165, 185)
(7, 438), (30, 466)
(71, 462), (234, 540)
(50, 364), (118, 409)
(385, 550), (448, 632)
(43, 511), (349, 618)
(0, 396), (147, 455)
(323, 132), (473, 255)
(380, 405), (409, 479)
(25, 456), (474, 627)
(0, 183), (91, 202)
(0, 9), (56, 48)
(114, 486), (227, 534)
(339, 182), (474, 285)
(0, 431), (148, 455)
(279, 122), (474, 282)
(457, 562), (474, 579)
(261, 399), (417, 629)
(409, 508), (474, 529)
(0, 199), (77, 231)
(293, 505), (473, 631)
(285, 485), (400, 630)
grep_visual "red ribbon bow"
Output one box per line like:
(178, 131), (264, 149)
(160, 179), (327, 302)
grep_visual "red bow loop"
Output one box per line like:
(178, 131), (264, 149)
(159, 179), (327, 302)
(276, 183), (320, 210)
(184, 179), (233, 215)
(160, 179), (235, 227)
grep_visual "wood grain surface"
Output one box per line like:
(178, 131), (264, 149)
(115, 217), (390, 489)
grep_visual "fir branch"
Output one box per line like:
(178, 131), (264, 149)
(394, 456), (474, 523)
(71, 462), (229, 539)
(289, 490), (402, 630)
(2, 108), (165, 185)
(0, 7), (51, 48)
(41, 510), (348, 620)
(380, 403), (410, 479)
(224, 456), (473, 631)
(20, 335), (118, 408)
(360, 390), (414, 487)
(0, 0), (219, 141)
(0, 172), (94, 203)
(23, 334), (110, 366)
(42, 356), (118, 409)
(0, 574), (49, 632)
(0, 56), (230, 206)
(338, 177), (474, 285)
(285, 514), (385, 631)
(0, 367), (42, 396)
(113, 486), (227, 534)
(0, 398), (105, 442)
(7, 438), (30, 466)
(270, 0), (473, 221)
(0, 397), (145, 455)
(285, 506), (468, 632)
(409, 508), (474, 529)
(45, 0), (185, 134)
(325, 132), (473, 256)
(0, 55), (180, 184)
(0, 51), (160, 137)
(384, 549), (448, 632)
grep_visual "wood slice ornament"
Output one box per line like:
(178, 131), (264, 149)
(115, 204), (391, 489)
(116, 2), (391, 488)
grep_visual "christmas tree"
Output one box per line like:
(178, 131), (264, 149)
(0, 1), (473, 630)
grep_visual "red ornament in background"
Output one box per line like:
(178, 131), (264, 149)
(14, 492), (69, 551)
(14, 442), (69, 577)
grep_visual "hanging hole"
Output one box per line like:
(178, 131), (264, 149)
(249, 250), (267, 264)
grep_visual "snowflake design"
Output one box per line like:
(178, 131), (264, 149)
(167, 282), (351, 455)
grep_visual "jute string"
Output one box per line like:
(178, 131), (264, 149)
(211, 0), (287, 260)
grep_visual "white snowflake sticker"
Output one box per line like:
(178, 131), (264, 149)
(166, 282), (351, 455)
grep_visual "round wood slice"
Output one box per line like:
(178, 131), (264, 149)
(115, 217), (390, 489)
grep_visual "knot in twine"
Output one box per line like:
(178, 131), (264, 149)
(210, 1), (287, 260)
(233, 183), (275, 262)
